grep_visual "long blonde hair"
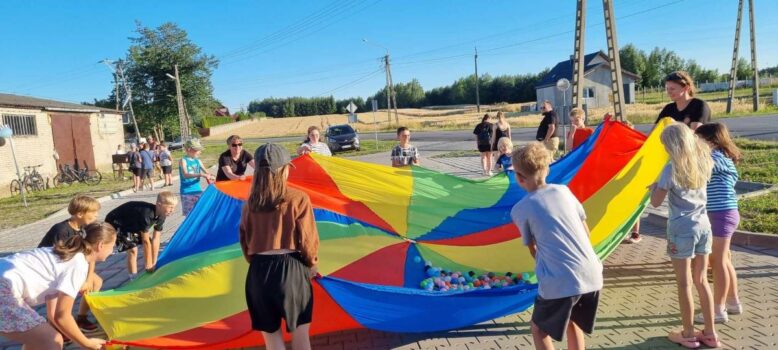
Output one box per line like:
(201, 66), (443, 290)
(660, 123), (712, 189)
(248, 165), (289, 212)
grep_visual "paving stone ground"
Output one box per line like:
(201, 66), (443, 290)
(1, 141), (776, 349)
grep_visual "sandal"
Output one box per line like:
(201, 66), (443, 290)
(695, 330), (721, 348)
(668, 330), (700, 349)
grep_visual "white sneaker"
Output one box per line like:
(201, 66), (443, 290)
(726, 301), (743, 315)
(694, 311), (728, 324)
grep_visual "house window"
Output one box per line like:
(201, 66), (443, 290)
(584, 87), (595, 99)
(2, 114), (38, 136)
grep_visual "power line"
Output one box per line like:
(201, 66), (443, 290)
(316, 68), (383, 96)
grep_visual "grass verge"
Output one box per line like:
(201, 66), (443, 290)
(739, 191), (778, 234)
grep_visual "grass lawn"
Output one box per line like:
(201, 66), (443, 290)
(739, 191), (778, 234)
(635, 84), (778, 105)
(735, 138), (778, 234)
(0, 140), (394, 231)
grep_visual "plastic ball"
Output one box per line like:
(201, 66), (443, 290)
(506, 272), (513, 277)
(522, 272), (531, 281)
(487, 272), (495, 278)
(458, 277), (466, 284)
(468, 271), (476, 277)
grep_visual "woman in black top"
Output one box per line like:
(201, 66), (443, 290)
(655, 71), (711, 130)
(473, 114), (494, 176)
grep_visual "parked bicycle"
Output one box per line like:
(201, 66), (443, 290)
(53, 161), (102, 187)
(9, 164), (46, 196)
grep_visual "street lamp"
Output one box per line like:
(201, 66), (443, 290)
(362, 38), (389, 55)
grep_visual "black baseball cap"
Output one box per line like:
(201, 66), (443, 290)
(255, 143), (294, 172)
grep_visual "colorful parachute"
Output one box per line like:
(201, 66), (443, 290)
(87, 118), (673, 349)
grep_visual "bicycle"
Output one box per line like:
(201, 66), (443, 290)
(53, 161), (102, 187)
(9, 164), (46, 196)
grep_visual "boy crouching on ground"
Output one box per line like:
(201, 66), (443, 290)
(509, 142), (603, 350)
(105, 191), (178, 279)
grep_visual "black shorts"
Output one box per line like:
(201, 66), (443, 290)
(114, 228), (143, 252)
(532, 290), (600, 341)
(141, 169), (153, 179)
(130, 167), (142, 177)
(245, 253), (313, 333)
(162, 165), (173, 174)
(477, 143), (492, 153)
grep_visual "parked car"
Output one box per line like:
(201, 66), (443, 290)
(168, 137), (185, 151)
(325, 124), (360, 152)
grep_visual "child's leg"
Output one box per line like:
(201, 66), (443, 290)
(127, 247), (138, 275)
(726, 249), (741, 306)
(1, 322), (63, 350)
(530, 321), (555, 350)
(261, 329), (287, 350)
(291, 323), (312, 350)
(711, 237), (730, 312)
(670, 258), (695, 337)
(566, 321), (585, 350)
(692, 254), (715, 335)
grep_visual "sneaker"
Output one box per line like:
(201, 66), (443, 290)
(76, 315), (99, 333)
(726, 301), (743, 315)
(695, 330), (721, 348)
(668, 330), (700, 349)
(62, 334), (72, 346)
(694, 311), (728, 324)
(627, 232), (642, 243)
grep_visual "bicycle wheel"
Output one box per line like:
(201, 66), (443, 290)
(30, 174), (45, 191)
(10, 180), (22, 196)
(85, 170), (102, 185)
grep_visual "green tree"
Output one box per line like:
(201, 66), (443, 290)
(736, 57), (753, 79)
(619, 44), (647, 81)
(124, 21), (219, 139)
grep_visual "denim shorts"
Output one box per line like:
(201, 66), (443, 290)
(666, 229), (712, 259)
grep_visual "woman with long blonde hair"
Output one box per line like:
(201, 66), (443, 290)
(649, 123), (718, 348)
(240, 143), (319, 350)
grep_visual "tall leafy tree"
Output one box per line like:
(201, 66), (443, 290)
(124, 21), (219, 138)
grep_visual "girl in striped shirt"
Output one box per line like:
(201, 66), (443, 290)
(695, 123), (743, 324)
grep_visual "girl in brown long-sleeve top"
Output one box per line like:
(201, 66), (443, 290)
(240, 143), (319, 350)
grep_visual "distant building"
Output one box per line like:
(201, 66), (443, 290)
(214, 105), (231, 117)
(0, 93), (124, 196)
(535, 51), (640, 110)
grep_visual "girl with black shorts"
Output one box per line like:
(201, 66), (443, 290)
(240, 143), (319, 350)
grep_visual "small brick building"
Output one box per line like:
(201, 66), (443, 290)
(0, 93), (125, 197)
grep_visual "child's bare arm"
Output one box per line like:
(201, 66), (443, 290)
(528, 238), (537, 259)
(648, 182), (667, 207)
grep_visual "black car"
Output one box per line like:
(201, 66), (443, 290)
(325, 124), (360, 152)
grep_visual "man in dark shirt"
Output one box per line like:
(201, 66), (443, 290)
(216, 135), (255, 181)
(105, 191), (178, 279)
(536, 100), (559, 157)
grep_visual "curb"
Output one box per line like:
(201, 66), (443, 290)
(646, 212), (778, 249)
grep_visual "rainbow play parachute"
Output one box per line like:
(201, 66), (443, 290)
(86, 118), (673, 349)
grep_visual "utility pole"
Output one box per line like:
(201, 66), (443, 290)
(114, 72), (120, 111)
(474, 47), (481, 113)
(167, 64), (190, 141)
(103, 60), (142, 140)
(383, 54), (392, 126)
(726, 0), (743, 114)
(571, 0), (587, 109)
(386, 56), (399, 125)
(748, 0), (759, 111)
(603, 0), (626, 121)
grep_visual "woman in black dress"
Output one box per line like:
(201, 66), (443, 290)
(473, 114), (494, 176)
(655, 71), (711, 130)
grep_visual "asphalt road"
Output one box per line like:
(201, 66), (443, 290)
(248, 114), (778, 144)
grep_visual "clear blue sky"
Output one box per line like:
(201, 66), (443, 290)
(1, 0), (776, 112)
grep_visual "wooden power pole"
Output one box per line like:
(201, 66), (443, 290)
(726, 0), (744, 114)
(571, 0), (587, 109)
(475, 47), (481, 113)
(385, 56), (399, 125)
(172, 64), (191, 141)
(748, 0), (759, 111)
(383, 55), (392, 126)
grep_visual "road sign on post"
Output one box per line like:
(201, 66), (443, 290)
(346, 101), (358, 123)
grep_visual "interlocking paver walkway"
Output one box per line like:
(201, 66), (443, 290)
(1, 141), (776, 349)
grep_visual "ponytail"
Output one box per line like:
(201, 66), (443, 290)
(53, 222), (116, 261)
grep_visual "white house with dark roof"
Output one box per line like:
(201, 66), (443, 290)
(0, 93), (125, 197)
(535, 51), (640, 110)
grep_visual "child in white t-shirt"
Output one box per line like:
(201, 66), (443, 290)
(0, 222), (116, 350)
